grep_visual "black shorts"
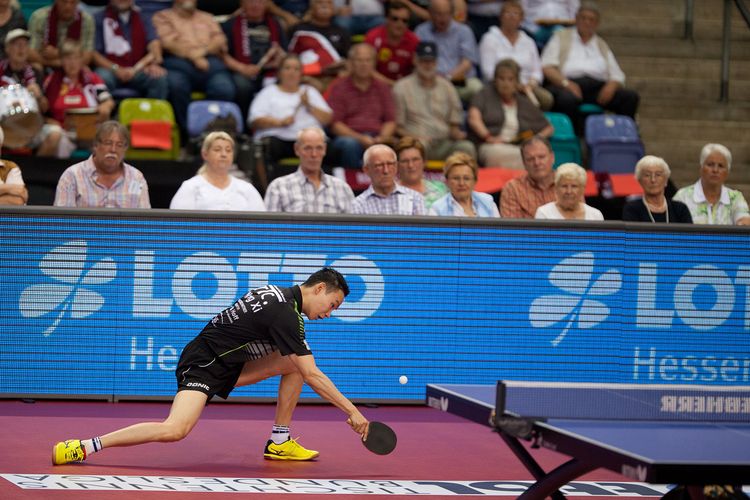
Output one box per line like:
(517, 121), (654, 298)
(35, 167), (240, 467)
(174, 338), (244, 400)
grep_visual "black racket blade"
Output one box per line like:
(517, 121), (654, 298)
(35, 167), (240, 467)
(363, 421), (397, 455)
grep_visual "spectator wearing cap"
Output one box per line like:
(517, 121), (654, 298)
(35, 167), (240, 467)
(0, 29), (68, 157)
(541, 1), (639, 132)
(393, 40), (475, 161)
(0, 0), (26, 61)
(364, 1), (420, 86)
(0, 125), (29, 205)
(91, 0), (168, 100)
(414, 0), (482, 103)
(28, 0), (96, 69)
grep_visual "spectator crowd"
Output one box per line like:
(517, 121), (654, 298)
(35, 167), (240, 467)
(0, 0), (748, 226)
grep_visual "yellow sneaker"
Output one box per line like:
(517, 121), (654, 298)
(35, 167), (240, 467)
(263, 438), (319, 461)
(52, 439), (86, 465)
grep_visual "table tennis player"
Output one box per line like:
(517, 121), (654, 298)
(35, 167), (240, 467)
(52, 268), (369, 464)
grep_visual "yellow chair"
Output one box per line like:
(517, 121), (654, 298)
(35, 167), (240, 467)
(118, 98), (181, 161)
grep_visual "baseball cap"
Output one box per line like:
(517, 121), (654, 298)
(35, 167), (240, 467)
(5, 29), (31, 47)
(415, 41), (438, 60)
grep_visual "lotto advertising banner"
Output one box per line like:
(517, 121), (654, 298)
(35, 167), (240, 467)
(1, 209), (749, 400)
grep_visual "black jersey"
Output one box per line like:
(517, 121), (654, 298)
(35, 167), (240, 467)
(196, 285), (312, 365)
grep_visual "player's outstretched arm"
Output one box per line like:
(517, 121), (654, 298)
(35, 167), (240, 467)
(288, 354), (369, 436)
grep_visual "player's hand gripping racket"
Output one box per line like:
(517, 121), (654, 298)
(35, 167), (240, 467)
(362, 421), (397, 455)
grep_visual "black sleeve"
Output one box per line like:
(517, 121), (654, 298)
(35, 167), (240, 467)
(266, 305), (312, 357)
(622, 200), (646, 221)
(671, 201), (693, 224)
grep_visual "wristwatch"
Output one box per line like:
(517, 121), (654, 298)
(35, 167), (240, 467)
(561, 78), (570, 88)
(111, 63), (120, 71)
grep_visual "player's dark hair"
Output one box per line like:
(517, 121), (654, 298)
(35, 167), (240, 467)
(304, 268), (350, 296)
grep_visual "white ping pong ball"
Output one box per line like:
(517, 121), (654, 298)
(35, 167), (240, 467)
(399, 375), (408, 385)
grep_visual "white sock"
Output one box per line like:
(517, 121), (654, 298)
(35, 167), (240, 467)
(270, 425), (290, 444)
(81, 437), (103, 456)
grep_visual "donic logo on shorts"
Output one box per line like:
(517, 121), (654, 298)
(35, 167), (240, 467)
(19, 240), (116, 336)
(529, 252), (621, 346)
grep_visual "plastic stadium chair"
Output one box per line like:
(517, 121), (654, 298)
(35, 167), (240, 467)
(118, 98), (180, 161)
(585, 114), (645, 174)
(187, 100), (244, 139)
(544, 112), (582, 168)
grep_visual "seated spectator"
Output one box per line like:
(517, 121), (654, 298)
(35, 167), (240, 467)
(0, 0), (26, 61)
(623, 155), (692, 223)
(364, 1), (419, 86)
(328, 43), (396, 169)
(152, 0), (235, 135)
(500, 135), (556, 218)
(1, 29), (68, 157)
(522, 0), (578, 50)
(222, 0), (287, 118)
(264, 127), (354, 212)
(430, 151), (499, 217)
(468, 59), (553, 168)
(91, 0), (168, 100)
(170, 131), (265, 211)
(466, 0), (503, 43)
(54, 120), (150, 207)
(43, 39), (115, 149)
(29, 0), (95, 69)
(333, 0), (384, 36)
(350, 143), (425, 214)
(479, 0), (552, 109)
(673, 143), (750, 226)
(414, 0), (482, 103)
(287, 0), (349, 92)
(395, 135), (447, 209)
(393, 41), (475, 161)
(249, 53), (333, 176)
(541, 2), (638, 133)
(0, 125), (28, 205)
(535, 162), (601, 219)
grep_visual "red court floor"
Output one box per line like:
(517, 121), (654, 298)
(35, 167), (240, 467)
(0, 399), (670, 499)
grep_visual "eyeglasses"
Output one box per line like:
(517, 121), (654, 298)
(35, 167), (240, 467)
(370, 161), (397, 170)
(98, 140), (127, 149)
(398, 157), (423, 165)
(389, 15), (409, 23)
(447, 175), (474, 183)
(640, 171), (665, 180)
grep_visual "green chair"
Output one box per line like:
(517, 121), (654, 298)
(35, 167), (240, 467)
(118, 98), (180, 161)
(21, 0), (51, 22)
(544, 112), (582, 168)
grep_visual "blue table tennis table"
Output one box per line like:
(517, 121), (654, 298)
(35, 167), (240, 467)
(426, 381), (750, 500)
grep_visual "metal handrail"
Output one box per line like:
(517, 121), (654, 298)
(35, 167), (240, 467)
(719, 0), (750, 102)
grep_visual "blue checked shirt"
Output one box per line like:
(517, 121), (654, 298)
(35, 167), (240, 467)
(350, 184), (426, 215)
(264, 169), (354, 213)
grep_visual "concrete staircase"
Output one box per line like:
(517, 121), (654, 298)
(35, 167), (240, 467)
(598, 0), (750, 198)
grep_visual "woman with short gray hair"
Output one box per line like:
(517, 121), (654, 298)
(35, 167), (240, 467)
(673, 144), (750, 225)
(623, 155), (692, 223)
(535, 162), (603, 219)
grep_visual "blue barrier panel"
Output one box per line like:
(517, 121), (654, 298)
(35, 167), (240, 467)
(1, 208), (749, 401)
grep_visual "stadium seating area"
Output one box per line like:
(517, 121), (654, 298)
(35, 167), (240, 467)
(2, 0), (749, 208)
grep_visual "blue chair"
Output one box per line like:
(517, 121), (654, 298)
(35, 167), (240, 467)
(187, 100), (243, 139)
(585, 114), (644, 174)
(544, 112), (582, 168)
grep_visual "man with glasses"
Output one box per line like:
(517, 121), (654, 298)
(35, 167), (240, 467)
(54, 121), (151, 208)
(364, 1), (420, 85)
(350, 143), (425, 215)
(264, 127), (354, 213)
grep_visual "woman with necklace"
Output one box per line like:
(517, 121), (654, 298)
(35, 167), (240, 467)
(673, 144), (750, 226)
(535, 162), (603, 220)
(623, 155), (692, 223)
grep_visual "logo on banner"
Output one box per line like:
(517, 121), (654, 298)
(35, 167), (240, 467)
(18, 240), (116, 336)
(529, 252), (622, 346)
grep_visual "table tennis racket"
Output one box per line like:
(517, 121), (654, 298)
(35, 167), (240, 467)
(362, 421), (397, 455)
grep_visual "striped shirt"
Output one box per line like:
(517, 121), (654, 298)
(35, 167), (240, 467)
(264, 168), (354, 213)
(350, 184), (426, 215)
(500, 173), (555, 219)
(54, 155), (151, 208)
